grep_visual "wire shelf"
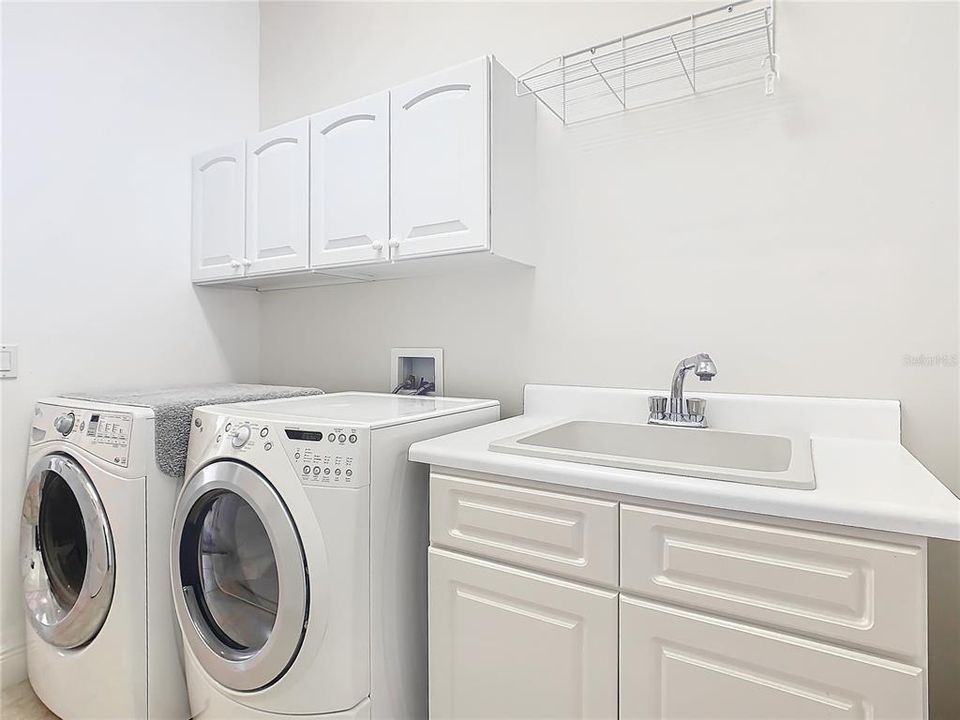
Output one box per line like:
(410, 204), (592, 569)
(517, 0), (778, 125)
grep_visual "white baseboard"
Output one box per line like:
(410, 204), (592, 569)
(0, 643), (27, 690)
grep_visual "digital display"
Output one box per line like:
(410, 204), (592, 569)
(88, 414), (100, 436)
(285, 429), (324, 442)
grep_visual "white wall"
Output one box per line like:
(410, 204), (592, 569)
(257, 1), (960, 716)
(0, 1), (260, 686)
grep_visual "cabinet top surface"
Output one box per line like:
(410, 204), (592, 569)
(409, 384), (960, 541)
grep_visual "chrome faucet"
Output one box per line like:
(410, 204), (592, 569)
(648, 353), (717, 428)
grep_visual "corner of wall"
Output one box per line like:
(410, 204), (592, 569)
(0, 642), (27, 690)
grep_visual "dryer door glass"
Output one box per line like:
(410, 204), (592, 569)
(20, 454), (115, 649)
(196, 491), (279, 652)
(173, 460), (308, 692)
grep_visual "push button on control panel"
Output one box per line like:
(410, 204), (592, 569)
(286, 426), (364, 486)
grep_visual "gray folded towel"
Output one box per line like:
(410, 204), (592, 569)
(63, 383), (323, 478)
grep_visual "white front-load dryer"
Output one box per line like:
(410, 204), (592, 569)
(172, 393), (500, 720)
(172, 410), (371, 720)
(20, 399), (190, 720)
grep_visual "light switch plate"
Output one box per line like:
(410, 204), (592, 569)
(1, 344), (18, 378)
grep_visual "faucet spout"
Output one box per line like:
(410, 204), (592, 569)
(650, 353), (717, 428)
(670, 353), (717, 407)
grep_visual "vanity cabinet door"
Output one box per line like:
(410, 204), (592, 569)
(191, 142), (245, 282)
(310, 92), (390, 268)
(245, 118), (310, 275)
(390, 57), (489, 260)
(620, 595), (925, 720)
(429, 548), (617, 720)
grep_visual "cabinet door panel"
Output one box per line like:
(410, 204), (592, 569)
(391, 58), (489, 259)
(429, 548), (617, 720)
(246, 119), (310, 275)
(620, 595), (924, 720)
(310, 92), (389, 267)
(191, 142), (245, 281)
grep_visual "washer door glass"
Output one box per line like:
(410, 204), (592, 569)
(173, 461), (308, 692)
(39, 472), (88, 610)
(20, 454), (115, 649)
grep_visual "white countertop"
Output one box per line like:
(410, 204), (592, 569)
(409, 385), (960, 541)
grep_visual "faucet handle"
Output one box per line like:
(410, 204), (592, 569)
(685, 397), (706, 419)
(648, 396), (668, 417)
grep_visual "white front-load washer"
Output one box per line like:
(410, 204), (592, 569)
(20, 399), (190, 720)
(171, 392), (500, 720)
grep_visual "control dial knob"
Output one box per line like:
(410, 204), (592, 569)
(232, 424), (252, 449)
(54, 413), (76, 436)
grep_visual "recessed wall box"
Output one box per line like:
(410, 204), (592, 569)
(391, 348), (443, 396)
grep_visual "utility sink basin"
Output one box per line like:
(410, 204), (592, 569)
(490, 420), (815, 490)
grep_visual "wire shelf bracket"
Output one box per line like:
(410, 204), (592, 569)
(517, 0), (779, 125)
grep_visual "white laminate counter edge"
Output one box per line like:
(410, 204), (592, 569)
(410, 393), (960, 541)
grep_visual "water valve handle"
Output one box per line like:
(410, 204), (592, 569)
(648, 396), (668, 416)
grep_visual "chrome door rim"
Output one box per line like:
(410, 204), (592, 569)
(171, 460), (308, 692)
(20, 453), (115, 649)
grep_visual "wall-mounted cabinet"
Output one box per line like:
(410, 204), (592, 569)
(390, 59), (489, 260)
(245, 119), (310, 276)
(191, 56), (535, 290)
(191, 142), (246, 282)
(310, 92), (390, 268)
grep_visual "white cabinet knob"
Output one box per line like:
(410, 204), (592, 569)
(388, 239), (400, 250)
(371, 240), (384, 252)
(241, 258), (252, 267)
(230, 259), (241, 269)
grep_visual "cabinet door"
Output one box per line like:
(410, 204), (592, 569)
(310, 92), (390, 268)
(620, 595), (925, 720)
(191, 142), (245, 282)
(429, 547), (617, 720)
(246, 119), (310, 275)
(390, 58), (489, 260)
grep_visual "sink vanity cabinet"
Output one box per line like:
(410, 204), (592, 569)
(427, 471), (928, 719)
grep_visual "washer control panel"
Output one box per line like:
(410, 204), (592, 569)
(280, 425), (367, 487)
(32, 403), (133, 467)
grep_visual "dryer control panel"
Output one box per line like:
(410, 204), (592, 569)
(280, 426), (368, 487)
